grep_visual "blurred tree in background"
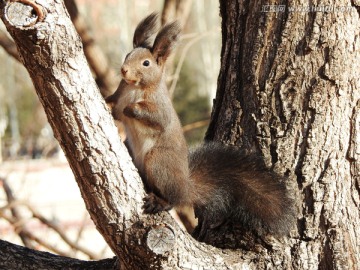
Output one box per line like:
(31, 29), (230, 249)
(173, 61), (210, 145)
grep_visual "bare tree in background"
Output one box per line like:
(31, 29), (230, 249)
(0, 0), (118, 98)
(161, 0), (193, 26)
(0, 0), (359, 269)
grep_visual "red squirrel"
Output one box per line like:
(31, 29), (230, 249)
(106, 13), (295, 240)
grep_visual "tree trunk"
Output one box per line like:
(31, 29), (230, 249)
(207, 0), (360, 268)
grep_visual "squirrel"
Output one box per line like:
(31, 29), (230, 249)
(106, 13), (295, 241)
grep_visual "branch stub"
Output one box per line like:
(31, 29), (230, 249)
(146, 224), (176, 255)
(6, 2), (38, 27)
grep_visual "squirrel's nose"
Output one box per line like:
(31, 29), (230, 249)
(121, 67), (128, 76)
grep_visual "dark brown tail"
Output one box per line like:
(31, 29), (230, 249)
(189, 142), (296, 238)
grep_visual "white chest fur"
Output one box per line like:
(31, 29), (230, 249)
(118, 87), (157, 172)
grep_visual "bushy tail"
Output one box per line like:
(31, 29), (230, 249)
(189, 142), (295, 238)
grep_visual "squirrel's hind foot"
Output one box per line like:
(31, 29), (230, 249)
(192, 215), (226, 242)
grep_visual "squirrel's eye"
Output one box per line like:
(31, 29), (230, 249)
(143, 60), (150, 66)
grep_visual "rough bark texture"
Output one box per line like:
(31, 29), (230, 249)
(0, 239), (118, 270)
(207, 0), (360, 269)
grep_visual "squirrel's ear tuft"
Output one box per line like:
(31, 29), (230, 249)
(152, 21), (181, 66)
(133, 12), (159, 48)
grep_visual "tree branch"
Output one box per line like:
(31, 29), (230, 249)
(0, 239), (118, 270)
(0, 176), (102, 259)
(0, 211), (73, 257)
(28, 205), (101, 260)
(1, 177), (34, 249)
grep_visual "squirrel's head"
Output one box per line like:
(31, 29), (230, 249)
(120, 13), (181, 89)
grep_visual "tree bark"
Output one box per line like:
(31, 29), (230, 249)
(0, 239), (118, 270)
(207, 0), (360, 269)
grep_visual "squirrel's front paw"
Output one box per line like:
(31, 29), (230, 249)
(142, 193), (172, 214)
(123, 103), (139, 118)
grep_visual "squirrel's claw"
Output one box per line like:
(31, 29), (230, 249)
(142, 193), (172, 214)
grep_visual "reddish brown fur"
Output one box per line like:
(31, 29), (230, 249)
(106, 14), (295, 241)
(136, 101), (158, 112)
